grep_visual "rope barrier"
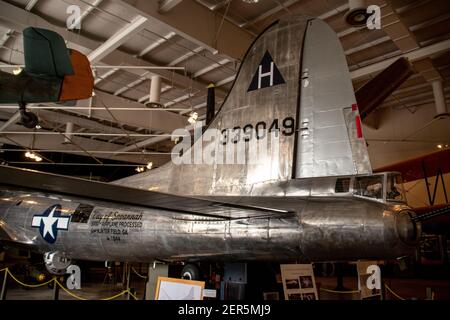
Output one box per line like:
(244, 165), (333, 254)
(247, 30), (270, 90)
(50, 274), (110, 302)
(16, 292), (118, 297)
(101, 289), (132, 301)
(0, 267), (139, 300)
(6, 269), (55, 288)
(54, 279), (88, 300)
(385, 284), (406, 300)
(127, 290), (139, 300)
(131, 266), (148, 279)
(320, 287), (360, 294)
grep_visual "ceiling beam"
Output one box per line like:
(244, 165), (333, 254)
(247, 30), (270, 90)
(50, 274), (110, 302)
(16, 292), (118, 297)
(34, 110), (139, 136)
(75, 0), (104, 27)
(375, 0), (446, 108)
(87, 15), (148, 62)
(0, 123), (170, 165)
(0, 63), (187, 133)
(193, 58), (230, 78)
(0, 1), (226, 101)
(344, 36), (391, 56)
(216, 75), (235, 87)
(164, 93), (192, 108)
(168, 46), (203, 66)
(74, 90), (188, 133)
(138, 85), (172, 103)
(138, 31), (176, 57)
(159, 0), (184, 13)
(350, 38), (450, 80)
(0, 111), (20, 132)
(119, 0), (254, 60)
(24, 0), (38, 11)
(113, 123), (195, 154)
(114, 74), (149, 96)
(0, 29), (13, 47)
(94, 68), (119, 85)
(239, 0), (301, 28)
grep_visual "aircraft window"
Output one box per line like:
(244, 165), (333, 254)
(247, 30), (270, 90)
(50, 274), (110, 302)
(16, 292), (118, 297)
(335, 178), (351, 193)
(386, 173), (406, 202)
(353, 176), (384, 200)
(71, 204), (94, 223)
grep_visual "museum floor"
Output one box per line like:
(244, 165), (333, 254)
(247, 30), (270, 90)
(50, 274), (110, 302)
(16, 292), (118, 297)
(2, 277), (449, 300)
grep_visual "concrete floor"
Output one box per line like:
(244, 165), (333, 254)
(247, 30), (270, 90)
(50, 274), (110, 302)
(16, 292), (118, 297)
(2, 276), (449, 300)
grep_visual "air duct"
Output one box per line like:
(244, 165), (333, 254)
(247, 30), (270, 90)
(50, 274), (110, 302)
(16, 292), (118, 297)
(431, 80), (449, 118)
(63, 122), (74, 144)
(344, 0), (368, 27)
(148, 75), (163, 108)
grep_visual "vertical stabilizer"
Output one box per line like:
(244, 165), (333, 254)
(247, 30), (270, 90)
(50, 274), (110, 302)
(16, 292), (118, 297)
(115, 16), (372, 195)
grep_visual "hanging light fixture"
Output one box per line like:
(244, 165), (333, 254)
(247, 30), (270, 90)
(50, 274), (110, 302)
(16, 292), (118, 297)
(344, 0), (369, 27)
(13, 67), (23, 75)
(188, 112), (198, 124)
(25, 151), (42, 162)
(242, 0), (259, 3)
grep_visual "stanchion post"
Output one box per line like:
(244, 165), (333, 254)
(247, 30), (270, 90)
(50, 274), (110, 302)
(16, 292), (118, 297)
(384, 280), (390, 300)
(126, 263), (131, 300)
(335, 263), (345, 291)
(53, 280), (60, 300)
(143, 274), (149, 300)
(1, 270), (8, 300)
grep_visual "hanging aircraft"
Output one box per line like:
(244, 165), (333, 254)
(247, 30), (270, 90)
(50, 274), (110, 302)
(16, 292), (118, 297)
(0, 27), (94, 128)
(374, 149), (450, 236)
(1, 14), (442, 278)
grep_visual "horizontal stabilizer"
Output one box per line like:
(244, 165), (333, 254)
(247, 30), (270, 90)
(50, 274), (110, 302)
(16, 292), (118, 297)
(23, 27), (73, 77)
(0, 166), (293, 220)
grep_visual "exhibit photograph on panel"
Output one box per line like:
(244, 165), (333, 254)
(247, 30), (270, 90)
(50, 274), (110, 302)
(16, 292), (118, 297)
(0, 0), (449, 304)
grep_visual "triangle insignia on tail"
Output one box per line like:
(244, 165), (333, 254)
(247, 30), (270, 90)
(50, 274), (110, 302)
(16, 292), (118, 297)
(248, 50), (285, 92)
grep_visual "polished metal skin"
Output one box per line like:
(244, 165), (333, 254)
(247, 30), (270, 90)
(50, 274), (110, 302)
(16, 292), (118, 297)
(0, 15), (420, 265)
(0, 173), (418, 263)
(115, 16), (371, 195)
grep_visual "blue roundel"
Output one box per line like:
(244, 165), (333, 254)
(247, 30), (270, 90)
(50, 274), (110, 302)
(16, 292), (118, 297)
(31, 204), (70, 244)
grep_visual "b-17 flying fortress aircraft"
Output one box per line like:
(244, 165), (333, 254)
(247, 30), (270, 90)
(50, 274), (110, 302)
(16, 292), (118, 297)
(0, 14), (423, 276)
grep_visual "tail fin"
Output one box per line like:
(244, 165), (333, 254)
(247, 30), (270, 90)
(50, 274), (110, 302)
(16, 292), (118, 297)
(184, 15), (309, 192)
(116, 15), (372, 194)
(23, 27), (73, 77)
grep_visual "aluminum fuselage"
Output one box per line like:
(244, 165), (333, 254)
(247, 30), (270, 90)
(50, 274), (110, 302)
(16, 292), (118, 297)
(0, 174), (418, 263)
